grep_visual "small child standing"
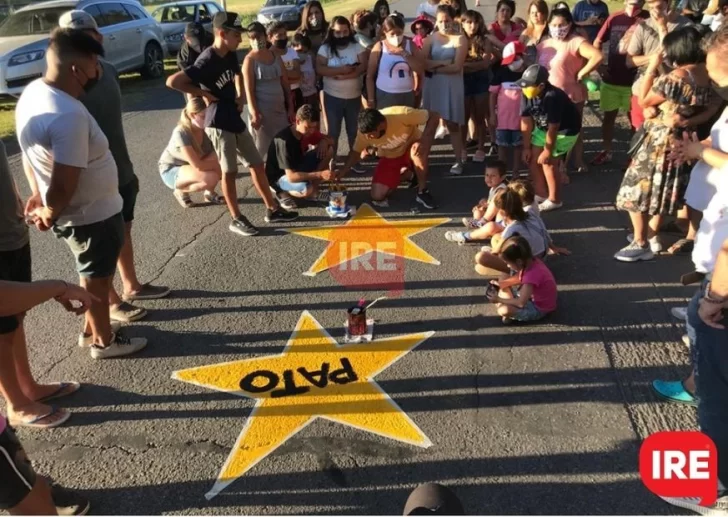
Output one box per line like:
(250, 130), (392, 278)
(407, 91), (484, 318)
(445, 160), (508, 244)
(292, 34), (318, 110)
(411, 14), (434, 50)
(489, 41), (526, 178)
(486, 235), (557, 323)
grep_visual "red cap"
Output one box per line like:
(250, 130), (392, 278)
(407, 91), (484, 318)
(501, 40), (525, 65)
(410, 14), (434, 34)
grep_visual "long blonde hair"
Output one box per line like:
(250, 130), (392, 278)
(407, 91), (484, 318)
(179, 96), (206, 156)
(522, 0), (548, 42)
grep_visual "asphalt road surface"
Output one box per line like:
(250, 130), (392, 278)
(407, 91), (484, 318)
(5, 0), (699, 513)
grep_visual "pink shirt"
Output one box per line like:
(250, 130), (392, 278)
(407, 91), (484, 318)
(519, 259), (557, 313)
(537, 35), (587, 104)
(489, 82), (522, 130)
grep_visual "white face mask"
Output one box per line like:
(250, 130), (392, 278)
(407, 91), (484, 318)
(309, 15), (321, 27)
(507, 57), (523, 71)
(191, 114), (205, 128)
(387, 34), (404, 46)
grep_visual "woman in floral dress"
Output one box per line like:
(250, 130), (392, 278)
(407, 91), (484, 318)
(614, 26), (714, 263)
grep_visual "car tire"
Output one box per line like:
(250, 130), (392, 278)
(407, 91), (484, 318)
(140, 41), (164, 79)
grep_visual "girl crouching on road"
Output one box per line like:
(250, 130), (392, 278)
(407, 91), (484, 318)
(158, 97), (223, 208)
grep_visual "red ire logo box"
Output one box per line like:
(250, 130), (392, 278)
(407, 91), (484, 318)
(640, 431), (718, 506)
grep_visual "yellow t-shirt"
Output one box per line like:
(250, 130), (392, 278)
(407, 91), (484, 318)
(353, 106), (429, 159)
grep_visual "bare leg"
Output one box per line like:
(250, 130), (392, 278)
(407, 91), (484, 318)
(221, 171), (242, 219)
(411, 140), (430, 192)
(474, 250), (510, 275)
(448, 121), (464, 165)
(80, 276), (113, 346)
(628, 211), (649, 246)
(684, 370), (696, 394)
(687, 206), (702, 241)
(529, 146), (548, 199)
(571, 102), (586, 169)
(249, 164), (277, 210)
(116, 222), (142, 298)
(467, 222), (504, 240)
(648, 215), (662, 240)
(473, 94), (488, 155)
(12, 318), (57, 401)
(512, 145), (522, 178)
(542, 158), (562, 203)
(371, 182), (393, 201)
(9, 476), (57, 516)
(0, 330), (51, 423)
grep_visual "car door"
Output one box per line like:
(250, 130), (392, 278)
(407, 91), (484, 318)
(122, 3), (155, 69)
(94, 2), (136, 71)
(203, 2), (220, 30)
(83, 4), (121, 64)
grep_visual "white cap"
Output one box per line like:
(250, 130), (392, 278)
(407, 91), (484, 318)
(58, 10), (99, 31)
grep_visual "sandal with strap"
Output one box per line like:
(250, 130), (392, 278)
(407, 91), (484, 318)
(173, 190), (193, 208)
(203, 191), (225, 205)
(35, 382), (80, 403)
(667, 238), (695, 255)
(9, 406), (71, 429)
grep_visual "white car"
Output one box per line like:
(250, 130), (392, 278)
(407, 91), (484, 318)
(151, 0), (221, 54)
(0, 0), (168, 96)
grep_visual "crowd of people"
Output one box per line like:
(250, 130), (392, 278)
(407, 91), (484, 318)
(1, 0), (728, 512)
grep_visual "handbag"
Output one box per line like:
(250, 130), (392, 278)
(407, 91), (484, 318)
(627, 125), (646, 158)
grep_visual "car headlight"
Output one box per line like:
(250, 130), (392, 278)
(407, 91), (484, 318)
(281, 10), (297, 20)
(8, 50), (45, 67)
(165, 32), (183, 42)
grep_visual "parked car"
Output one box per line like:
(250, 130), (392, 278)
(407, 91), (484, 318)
(151, 0), (220, 53)
(257, 0), (308, 30)
(0, 0), (168, 96)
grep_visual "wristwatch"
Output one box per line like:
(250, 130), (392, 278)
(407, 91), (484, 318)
(703, 281), (728, 304)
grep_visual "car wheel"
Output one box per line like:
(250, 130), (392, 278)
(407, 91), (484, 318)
(140, 42), (164, 79)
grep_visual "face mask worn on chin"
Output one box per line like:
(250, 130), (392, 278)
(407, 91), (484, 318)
(191, 114), (206, 128)
(507, 58), (523, 71)
(549, 25), (570, 40)
(522, 85), (541, 99)
(275, 38), (288, 49)
(387, 34), (404, 46)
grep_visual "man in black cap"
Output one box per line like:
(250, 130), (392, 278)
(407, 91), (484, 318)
(519, 64), (581, 213)
(176, 22), (212, 73)
(167, 12), (298, 237)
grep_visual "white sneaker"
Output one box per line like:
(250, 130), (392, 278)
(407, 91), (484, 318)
(660, 494), (728, 516)
(371, 199), (389, 207)
(78, 322), (122, 347)
(90, 332), (147, 359)
(614, 241), (655, 262)
(444, 231), (467, 244)
(450, 162), (463, 175)
(671, 306), (688, 321)
(535, 195), (547, 204)
(538, 199), (563, 212)
(626, 234), (663, 253)
(435, 126), (449, 140)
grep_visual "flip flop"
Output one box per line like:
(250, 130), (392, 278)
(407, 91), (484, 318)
(667, 238), (695, 255)
(9, 406), (71, 429)
(36, 381), (80, 403)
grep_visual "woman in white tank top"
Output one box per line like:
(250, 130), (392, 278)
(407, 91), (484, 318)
(365, 15), (424, 110)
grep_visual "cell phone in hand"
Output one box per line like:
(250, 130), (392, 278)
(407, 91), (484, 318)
(486, 283), (499, 301)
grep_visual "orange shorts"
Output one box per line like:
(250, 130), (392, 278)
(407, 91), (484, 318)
(372, 146), (413, 189)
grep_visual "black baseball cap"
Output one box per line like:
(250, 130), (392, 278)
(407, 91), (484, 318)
(517, 64), (550, 88)
(212, 11), (245, 32)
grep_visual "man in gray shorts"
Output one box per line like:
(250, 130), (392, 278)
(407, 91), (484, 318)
(167, 11), (298, 237)
(17, 28), (146, 359)
(59, 10), (171, 324)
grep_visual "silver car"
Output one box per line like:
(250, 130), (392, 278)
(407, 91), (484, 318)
(151, 0), (221, 54)
(257, 0), (308, 30)
(0, 0), (168, 96)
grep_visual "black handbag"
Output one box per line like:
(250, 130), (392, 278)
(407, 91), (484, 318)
(627, 125), (646, 158)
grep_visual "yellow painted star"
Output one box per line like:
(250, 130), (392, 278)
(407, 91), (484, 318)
(285, 203), (450, 276)
(172, 311), (434, 499)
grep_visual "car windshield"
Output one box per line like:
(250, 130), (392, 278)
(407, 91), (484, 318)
(0, 6), (69, 37)
(263, 0), (297, 7)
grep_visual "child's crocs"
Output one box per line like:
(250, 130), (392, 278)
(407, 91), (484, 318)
(651, 379), (697, 406)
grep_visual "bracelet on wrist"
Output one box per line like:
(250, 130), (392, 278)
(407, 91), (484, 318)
(704, 282), (728, 304)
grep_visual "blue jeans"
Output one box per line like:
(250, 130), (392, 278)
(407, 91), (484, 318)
(690, 280), (728, 486)
(323, 92), (359, 157)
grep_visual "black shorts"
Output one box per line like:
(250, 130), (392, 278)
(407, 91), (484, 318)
(119, 175), (140, 223)
(52, 213), (124, 279)
(0, 423), (36, 510)
(0, 243), (31, 335)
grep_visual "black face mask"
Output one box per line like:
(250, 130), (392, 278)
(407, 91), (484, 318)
(333, 36), (349, 47)
(274, 38), (288, 49)
(713, 81), (728, 101)
(79, 67), (99, 93)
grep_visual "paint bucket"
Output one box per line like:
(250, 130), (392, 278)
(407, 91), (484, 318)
(347, 306), (367, 336)
(329, 190), (348, 213)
